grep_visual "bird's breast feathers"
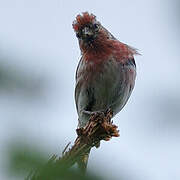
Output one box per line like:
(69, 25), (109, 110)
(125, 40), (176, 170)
(75, 56), (136, 117)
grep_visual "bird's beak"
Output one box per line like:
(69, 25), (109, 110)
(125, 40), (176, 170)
(82, 27), (94, 38)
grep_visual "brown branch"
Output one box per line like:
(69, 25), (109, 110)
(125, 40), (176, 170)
(27, 110), (119, 180)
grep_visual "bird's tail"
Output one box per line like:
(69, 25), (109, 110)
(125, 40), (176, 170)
(77, 149), (91, 174)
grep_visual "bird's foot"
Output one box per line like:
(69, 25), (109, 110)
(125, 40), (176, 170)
(105, 108), (113, 117)
(81, 110), (103, 116)
(90, 109), (113, 123)
(81, 109), (113, 123)
(82, 108), (113, 117)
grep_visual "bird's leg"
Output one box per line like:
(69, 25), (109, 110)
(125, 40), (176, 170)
(82, 108), (113, 117)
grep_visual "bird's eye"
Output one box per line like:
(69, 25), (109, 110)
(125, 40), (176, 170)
(76, 32), (81, 38)
(93, 23), (99, 30)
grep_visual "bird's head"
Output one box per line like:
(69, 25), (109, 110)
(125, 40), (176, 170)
(72, 12), (101, 44)
(72, 12), (139, 62)
(72, 12), (116, 61)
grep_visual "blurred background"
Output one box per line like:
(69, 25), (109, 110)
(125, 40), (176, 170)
(0, 0), (180, 179)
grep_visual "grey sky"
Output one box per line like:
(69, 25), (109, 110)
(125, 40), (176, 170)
(0, 0), (180, 179)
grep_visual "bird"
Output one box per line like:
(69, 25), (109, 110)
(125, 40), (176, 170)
(72, 12), (139, 173)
